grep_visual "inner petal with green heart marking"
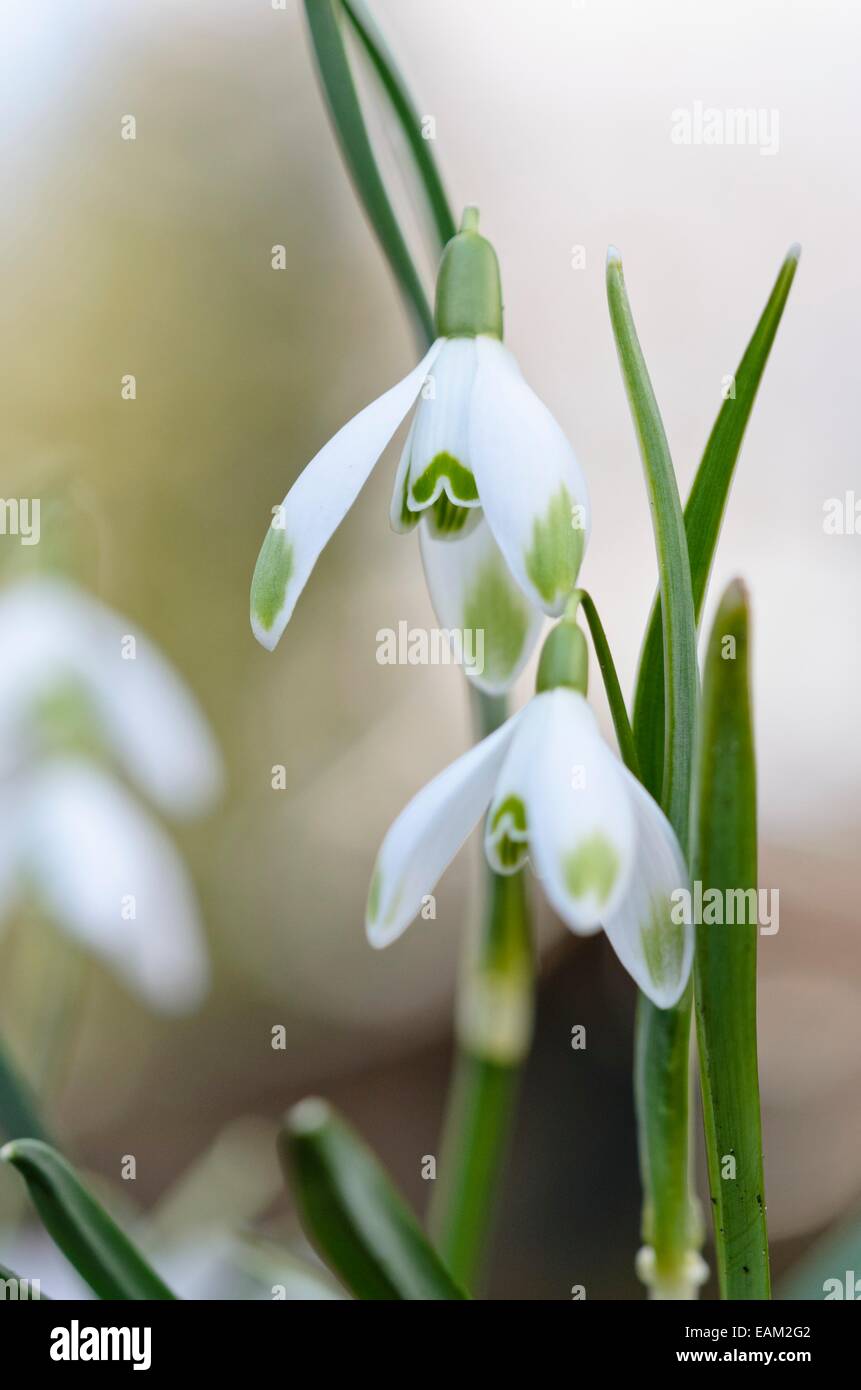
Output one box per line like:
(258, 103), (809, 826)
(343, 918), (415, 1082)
(487, 794), (529, 870)
(562, 832), (620, 906)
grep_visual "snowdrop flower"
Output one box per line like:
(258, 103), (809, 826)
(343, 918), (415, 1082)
(0, 575), (223, 1012)
(251, 208), (590, 693)
(366, 622), (692, 1008)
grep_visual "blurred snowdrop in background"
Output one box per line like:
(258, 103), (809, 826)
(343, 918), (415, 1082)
(0, 575), (222, 1011)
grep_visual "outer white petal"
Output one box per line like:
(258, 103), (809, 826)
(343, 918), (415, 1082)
(483, 697), (548, 874)
(527, 689), (635, 932)
(419, 516), (543, 696)
(0, 577), (222, 818)
(367, 713), (522, 949)
(469, 337), (591, 616)
(252, 339), (444, 648)
(21, 759), (210, 1013)
(601, 768), (692, 1008)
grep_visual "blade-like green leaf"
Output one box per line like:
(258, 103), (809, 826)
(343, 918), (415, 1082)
(693, 580), (769, 1299)
(0, 1040), (50, 1145)
(1, 1140), (176, 1300)
(341, 0), (457, 254)
(280, 1097), (468, 1300)
(606, 248), (699, 1296)
(606, 247), (698, 845)
(571, 589), (640, 778)
(304, 0), (434, 346)
(633, 246), (800, 800)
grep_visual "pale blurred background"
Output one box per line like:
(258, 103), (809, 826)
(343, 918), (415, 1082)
(0, 0), (859, 1298)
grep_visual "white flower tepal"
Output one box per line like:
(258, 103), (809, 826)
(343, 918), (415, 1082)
(366, 686), (692, 1009)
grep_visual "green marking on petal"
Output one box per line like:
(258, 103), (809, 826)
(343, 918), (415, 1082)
(640, 894), (685, 990)
(525, 485), (585, 606)
(367, 867), (382, 923)
(251, 526), (294, 632)
(490, 795), (527, 835)
(409, 452), (479, 507)
(462, 556), (530, 684)
(488, 795), (529, 871)
(430, 492), (474, 534)
(563, 833), (620, 906)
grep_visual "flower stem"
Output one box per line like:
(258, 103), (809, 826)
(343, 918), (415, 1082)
(427, 690), (533, 1291)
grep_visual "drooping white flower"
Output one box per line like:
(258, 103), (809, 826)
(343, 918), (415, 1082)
(365, 686), (692, 1009)
(1, 759), (209, 1012)
(251, 209), (590, 693)
(0, 575), (223, 1012)
(0, 576), (222, 817)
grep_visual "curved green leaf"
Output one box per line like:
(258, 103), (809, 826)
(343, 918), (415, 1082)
(280, 1098), (468, 1300)
(571, 589), (640, 778)
(0, 1040), (50, 1145)
(304, 0), (434, 346)
(633, 246), (800, 800)
(693, 580), (769, 1299)
(342, 0), (457, 253)
(1, 1140), (176, 1300)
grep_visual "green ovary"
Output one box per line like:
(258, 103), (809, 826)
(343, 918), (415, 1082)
(251, 526), (294, 632)
(525, 485), (585, 605)
(563, 833), (620, 906)
(462, 556), (530, 683)
(640, 895), (685, 990)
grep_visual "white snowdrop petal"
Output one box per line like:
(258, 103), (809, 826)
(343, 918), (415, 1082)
(527, 689), (635, 932)
(394, 338), (482, 540)
(22, 759), (210, 1013)
(367, 713), (523, 948)
(0, 578), (222, 818)
(601, 768), (693, 1008)
(252, 339), (444, 648)
(469, 337), (590, 616)
(419, 516), (543, 696)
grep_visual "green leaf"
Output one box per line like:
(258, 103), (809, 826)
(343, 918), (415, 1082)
(280, 1097), (468, 1300)
(304, 0), (435, 346)
(606, 247), (698, 848)
(1, 1140), (176, 1300)
(341, 0), (457, 253)
(0, 1039), (50, 1145)
(693, 580), (770, 1299)
(606, 248), (699, 1296)
(633, 246), (800, 800)
(572, 590), (640, 779)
